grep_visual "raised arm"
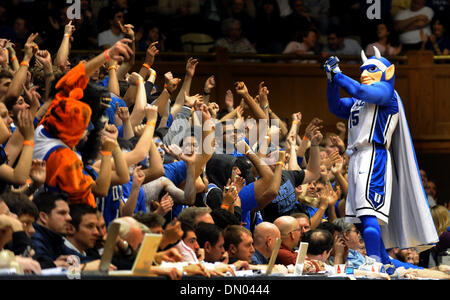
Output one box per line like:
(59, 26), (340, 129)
(123, 105), (158, 166)
(171, 57), (198, 119)
(34, 50), (54, 121)
(54, 21), (75, 71)
(120, 166), (145, 217)
(202, 75), (215, 105)
(152, 73), (181, 117)
(236, 140), (280, 211)
(84, 38), (133, 79)
(128, 72), (147, 129)
(5, 41), (19, 72)
(3, 33), (37, 104)
(141, 140), (165, 184)
(116, 22), (136, 80)
(91, 139), (114, 197)
(234, 81), (268, 121)
(122, 41), (158, 106)
(0, 110), (34, 185)
(302, 127), (322, 184)
(333, 72), (394, 106)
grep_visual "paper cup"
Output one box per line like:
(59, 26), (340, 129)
(334, 264), (346, 274)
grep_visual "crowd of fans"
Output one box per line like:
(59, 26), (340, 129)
(0, 0), (449, 60)
(0, 0), (449, 280)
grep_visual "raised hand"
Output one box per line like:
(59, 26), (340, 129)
(184, 92), (203, 108)
(101, 135), (118, 152)
(323, 56), (341, 82)
(204, 75), (215, 93)
(145, 41), (159, 66)
(17, 109), (34, 140)
(258, 81), (269, 98)
(305, 117), (323, 140)
(116, 102), (130, 121)
(208, 102), (219, 119)
(22, 84), (41, 110)
(234, 81), (248, 96)
(132, 166), (145, 187)
(194, 101), (211, 121)
(30, 159), (46, 186)
(64, 20), (75, 42)
(127, 72), (143, 86)
(108, 38), (133, 62)
(24, 33), (39, 59)
(224, 89), (234, 110)
(144, 104), (158, 123)
(119, 22), (135, 40)
(35, 50), (52, 69)
(185, 57), (198, 78)
(310, 128), (323, 146)
(164, 72), (181, 94)
(102, 123), (119, 140)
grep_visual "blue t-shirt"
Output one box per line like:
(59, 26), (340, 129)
(238, 182), (262, 230)
(164, 161), (187, 186)
(97, 185), (124, 226)
(261, 170), (305, 223)
(117, 125), (124, 138)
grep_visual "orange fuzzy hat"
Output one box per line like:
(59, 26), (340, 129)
(42, 98), (92, 148)
(41, 63), (91, 148)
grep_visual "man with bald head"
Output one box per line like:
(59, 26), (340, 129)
(251, 222), (281, 265)
(274, 215), (302, 266)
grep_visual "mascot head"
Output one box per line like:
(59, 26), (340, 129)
(360, 46), (395, 86)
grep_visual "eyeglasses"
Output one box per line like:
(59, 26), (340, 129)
(348, 229), (360, 234)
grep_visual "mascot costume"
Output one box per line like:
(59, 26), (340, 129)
(324, 47), (438, 271)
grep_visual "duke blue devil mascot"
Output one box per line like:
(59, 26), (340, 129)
(324, 47), (438, 272)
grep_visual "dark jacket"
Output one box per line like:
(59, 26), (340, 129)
(31, 222), (69, 268)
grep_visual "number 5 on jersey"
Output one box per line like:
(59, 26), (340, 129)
(350, 110), (359, 128)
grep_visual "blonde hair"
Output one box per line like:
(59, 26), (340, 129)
(431, 205), (450, 236)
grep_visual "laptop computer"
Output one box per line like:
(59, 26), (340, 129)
(293, 242), (308, 275)
(109, 233), (162, 276)
(264, 237), (282, 276)
(82, 222), (121, 275)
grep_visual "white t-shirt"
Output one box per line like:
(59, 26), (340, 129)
(283, 41), (312, 54)
(394, 6), (434, 44)
(98, 29), (125, 47)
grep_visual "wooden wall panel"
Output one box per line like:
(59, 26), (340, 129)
(147, 51), (450, 153)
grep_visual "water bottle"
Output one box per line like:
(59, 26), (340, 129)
(345, 260), (354, 275)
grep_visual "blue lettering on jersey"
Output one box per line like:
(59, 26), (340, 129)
(97, 185), (124, 226)
(273, 181), (297, 214)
